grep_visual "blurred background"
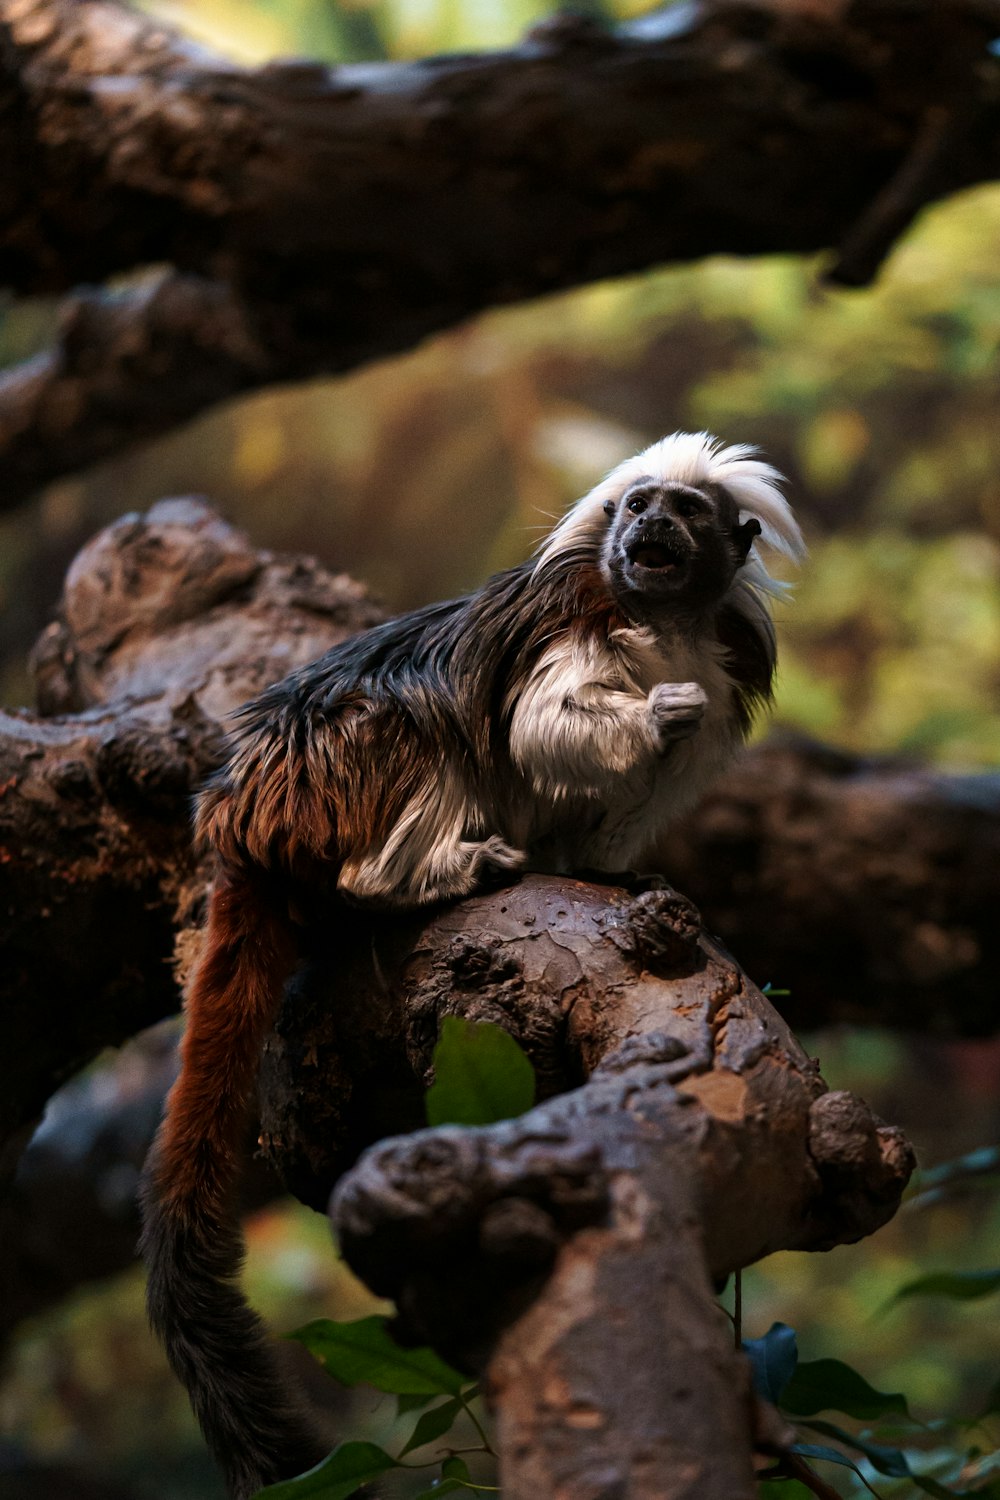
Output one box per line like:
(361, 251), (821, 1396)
(0, 1), (998, 1496)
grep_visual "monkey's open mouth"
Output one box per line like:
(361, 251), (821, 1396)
(627, 542), (685, 572)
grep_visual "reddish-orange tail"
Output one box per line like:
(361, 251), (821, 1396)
(140, 868), (324, 1500)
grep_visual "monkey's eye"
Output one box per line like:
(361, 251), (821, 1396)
(676, 496), (701, 519)
(627, 495), (648, 514)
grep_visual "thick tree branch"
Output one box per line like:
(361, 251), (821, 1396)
(1, 0), (999, 503)
(313, 878), (912, 1498)
(1, 502), (995, 1178)
(663, 742), (1000, 1035)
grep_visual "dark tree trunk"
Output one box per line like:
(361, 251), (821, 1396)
(1, 0), (999, 503)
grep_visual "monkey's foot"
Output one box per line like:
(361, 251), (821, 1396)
(472, 836), (528, 889)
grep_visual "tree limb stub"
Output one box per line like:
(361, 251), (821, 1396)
(2, 0), (1000, 504)
(319, 878), (913, 1499)
(0, 500), (996, 1173)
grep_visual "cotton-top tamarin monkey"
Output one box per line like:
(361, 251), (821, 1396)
(141, 431), (804, 1498)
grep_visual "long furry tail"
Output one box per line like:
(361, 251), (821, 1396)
(140, 869), (325, 1500)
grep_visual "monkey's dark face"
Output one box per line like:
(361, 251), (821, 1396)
(600, 480), (760, 619)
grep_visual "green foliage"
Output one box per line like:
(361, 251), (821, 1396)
(289, 1316), (465, 1395)
(884, 1271), (1000, 1309)
(746, 1300), (1000, 1500)
(398, 1398), (466, 1457)
(782, 1361), (910, 1422)
(277, 1314), (493, 1498)
(425, 1016), (535, 1127)
(256, 1442), (399, 1499)
(413, 1456), (481, 1499)
(744, 1323), (799, 1405)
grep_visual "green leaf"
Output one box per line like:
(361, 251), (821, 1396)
(757, 1483), (816, 1499)
(441, 1458), (472, 1481)
(412, 1456), (478, 1499)
(425, 1016), (535, 1127)
(289, 1316), (464, 1395)
(885, 1269), (1000, 1307)
(397, 1392), (437, 1417)
(781, 1357), (910, 1420)
(801, 1419), (911, 1477)
(789, 1444), (882, 1497)
(743, 1323), (799, 1405)
(254, 1441), (398, 1499)
(399, 1396), (465, 1457)
(800, 1420), (975, 1497)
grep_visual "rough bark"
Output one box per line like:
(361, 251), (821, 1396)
(0, 500), (996, 1178)
(1, 0), (999, 503)
(308, 875), (913, 1498)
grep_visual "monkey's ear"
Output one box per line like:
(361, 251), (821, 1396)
(733, 517), (762, 564)
(603, 500), (616, 518)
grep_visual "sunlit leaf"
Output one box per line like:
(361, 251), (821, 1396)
(425, 1016), (535, 1127)
(289, 1316), (464, 1395)
(743, 1323), (799, 1405)
(255, 1441), (398, 1499)
(781, 1358), (910, 1420)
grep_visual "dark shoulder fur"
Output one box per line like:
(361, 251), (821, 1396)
(715, 602), (775, 732)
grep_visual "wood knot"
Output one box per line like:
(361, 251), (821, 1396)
(479, 1197), (560, 1273)
(603, 889), (702, 975)
(446, 936), (522, 989)
(807, 1090), (916, 1240)
(594, 1032), (693, 1079)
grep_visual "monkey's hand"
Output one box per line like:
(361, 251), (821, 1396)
(648, 682), (708, 752)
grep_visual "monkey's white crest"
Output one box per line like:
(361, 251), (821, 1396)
(536, 431), (805, 622)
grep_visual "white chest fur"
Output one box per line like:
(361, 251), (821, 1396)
(506, 621), (743, 873)
(586, 623), (741, 867)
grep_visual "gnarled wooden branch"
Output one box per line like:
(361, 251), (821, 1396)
(279, 875), (914, 1498)
(1, 0), (999, 503)
(1, 500), (997, 1180)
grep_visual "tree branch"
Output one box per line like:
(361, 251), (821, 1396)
(662, 741), (1000, 1035)
(317, 877), (912, 1497)
(1, 502), (995, 1179)
(1, 0), (999, 502)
